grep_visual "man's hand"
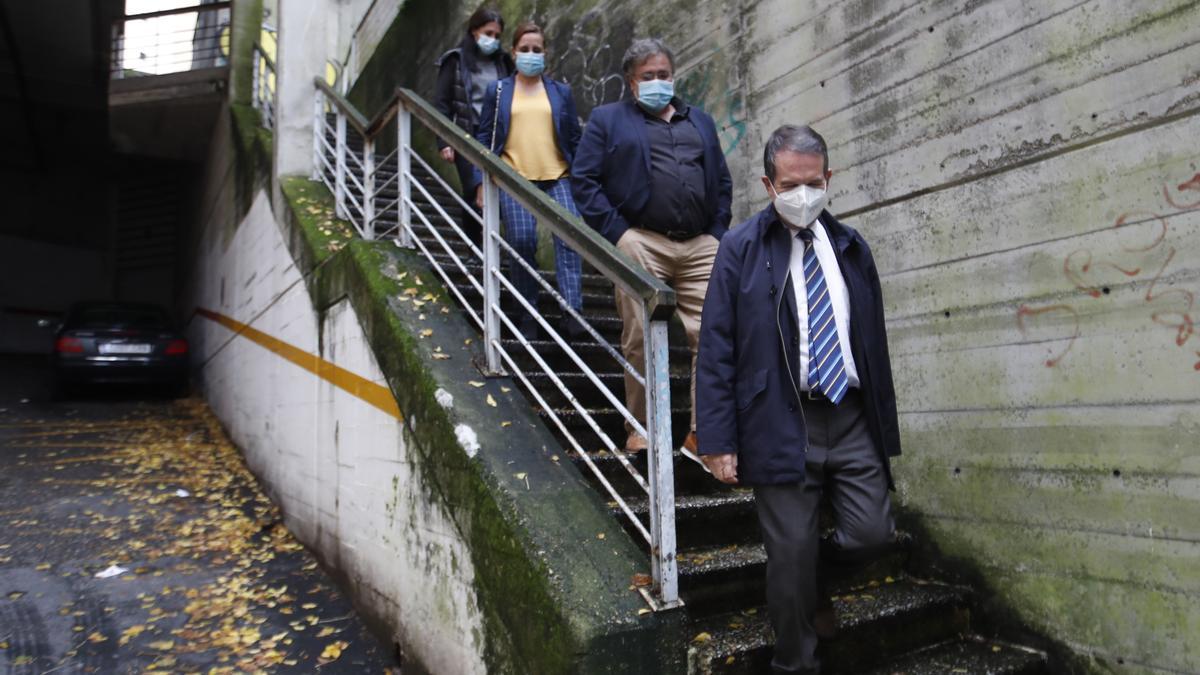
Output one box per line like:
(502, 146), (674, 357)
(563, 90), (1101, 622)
(440, 147), (455, 163)
(474, 185), (483, 209)
(701, 453), (738, 484)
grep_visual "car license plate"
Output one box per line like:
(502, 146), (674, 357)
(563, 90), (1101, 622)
(99, 343), (152, 355)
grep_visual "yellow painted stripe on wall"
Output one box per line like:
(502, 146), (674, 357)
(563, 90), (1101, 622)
(196, 308), (403, 421)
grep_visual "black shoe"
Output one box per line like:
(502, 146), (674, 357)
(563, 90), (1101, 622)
(517, 316), (540, 342)
(559, 313), (588, 341)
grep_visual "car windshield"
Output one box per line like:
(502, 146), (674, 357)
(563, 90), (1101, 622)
(67, 306), (172, 330)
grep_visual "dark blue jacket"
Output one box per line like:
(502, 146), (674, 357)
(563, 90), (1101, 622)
(472, 75), (581, 189)
(570, 99), (733, 245)
(696, 205), (902, 487)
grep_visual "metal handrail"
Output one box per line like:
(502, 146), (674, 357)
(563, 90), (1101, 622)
(110, 2), (230, 79)
(309, 79), (682, 609)
(251, 43), (276, 129)
(396, 88), (677, 318)
(120, 1), (231, 22)
(315, 79), (374, 138)
(312, 79), (676, 316)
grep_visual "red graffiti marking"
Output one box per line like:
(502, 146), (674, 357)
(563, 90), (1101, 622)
(1163, 173), (1200, 210)
(1016, 304), (1080, 368)
(1143, 247), (1196, 347)
(1021, 174), (1199, 370)
(1063, 250), (1140, 298)
(1112, 211), (1168, 252)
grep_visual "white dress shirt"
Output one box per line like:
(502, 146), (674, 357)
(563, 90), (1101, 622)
(786, 216), (860, 391)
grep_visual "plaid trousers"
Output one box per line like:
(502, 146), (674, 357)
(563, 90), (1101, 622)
(497, 177), (583, 313)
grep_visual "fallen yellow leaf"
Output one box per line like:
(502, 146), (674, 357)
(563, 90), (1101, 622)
(693, 632), (712, 643)
(148, 640), (175, 650)
(320, 640), (349, 661)
(486, 394), (497, 407)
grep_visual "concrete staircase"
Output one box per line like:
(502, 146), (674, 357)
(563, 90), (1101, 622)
(331, 130), (1050, 673)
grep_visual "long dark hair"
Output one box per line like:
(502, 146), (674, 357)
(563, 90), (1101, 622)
(459, 7), (504, 72)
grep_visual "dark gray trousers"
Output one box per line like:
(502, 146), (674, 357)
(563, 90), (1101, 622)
(752, 390), (894, 674)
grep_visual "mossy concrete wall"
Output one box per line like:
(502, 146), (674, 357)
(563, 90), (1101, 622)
(346, 1), (1200, 672)
(180, 93), (683, 672)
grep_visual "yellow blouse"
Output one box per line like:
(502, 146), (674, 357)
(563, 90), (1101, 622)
(501, 83), (569, 181)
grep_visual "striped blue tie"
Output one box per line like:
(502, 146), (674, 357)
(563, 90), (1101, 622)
(797, 229), (848, 404)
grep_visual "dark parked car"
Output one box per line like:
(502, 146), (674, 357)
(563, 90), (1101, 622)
(52, 302), (189, 393)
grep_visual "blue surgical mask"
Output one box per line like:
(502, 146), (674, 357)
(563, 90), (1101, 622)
(636, 79), (674, 113)
(515, 52), (545, 77)
(476, 34), (500, 55)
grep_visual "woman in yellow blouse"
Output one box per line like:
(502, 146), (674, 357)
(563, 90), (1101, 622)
(474, 22), (584, 341)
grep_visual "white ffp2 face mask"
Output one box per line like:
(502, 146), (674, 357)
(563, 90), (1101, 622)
(771, 183), (827, 228)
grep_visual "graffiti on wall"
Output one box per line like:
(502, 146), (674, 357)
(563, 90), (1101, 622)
(548, 7), (633, 116)
(675, 52), (747, 156)
(547, 8), (746, 158)
(1017, 173), (1200, 371)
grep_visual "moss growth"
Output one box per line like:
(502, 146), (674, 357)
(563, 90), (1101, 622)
(272, 177), (677, 673)
(229, 103), (274, 222)
(279, 177), (355, 266)
(228, 0), (264, 106)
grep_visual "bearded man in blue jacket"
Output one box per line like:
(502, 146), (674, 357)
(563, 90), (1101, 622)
(696, 125), (902, 674)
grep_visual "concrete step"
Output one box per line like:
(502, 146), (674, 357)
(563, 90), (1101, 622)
(539, 405), (693, 450)
(691, 577), (972, 674)
(614, 490), (762, 550)
(862, 636), (1048, 675)
(500, 336), (690, 361)
(677, 534), (913, 616)
(449, 278), (622, 313)
(427, 253), (617, 293)
(521, 370), (689, 410)
(572, 448), (724, 498)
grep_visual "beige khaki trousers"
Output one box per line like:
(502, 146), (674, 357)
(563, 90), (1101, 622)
(615, 228), (720, 434)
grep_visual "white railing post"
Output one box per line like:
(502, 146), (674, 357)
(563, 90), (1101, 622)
(481, 172), (503, 375)
(397, 106), (414, 248)
(334, 112), (348, 222)
(644, 312), (680, 608)
(311, 91), (323, 182)
(362, 137), (376, 240)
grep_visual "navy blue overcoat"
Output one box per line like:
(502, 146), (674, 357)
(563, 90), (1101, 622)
(696, 205), (902, 487)
(570, 99), (732, 245)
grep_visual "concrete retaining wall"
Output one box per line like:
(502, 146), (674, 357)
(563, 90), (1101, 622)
(180, 99), (679, 672)
(184, 110), (490, 674)
(349, 2), (1200, 671)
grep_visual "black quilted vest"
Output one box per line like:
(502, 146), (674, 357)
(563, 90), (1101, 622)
(437, 47), (514, 132)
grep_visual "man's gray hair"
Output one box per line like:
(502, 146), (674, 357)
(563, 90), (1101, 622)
(622, 38), (675, 78)
(763, 125), (829, 180)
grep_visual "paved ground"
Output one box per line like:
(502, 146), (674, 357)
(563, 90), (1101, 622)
(0, 356), (398, 674)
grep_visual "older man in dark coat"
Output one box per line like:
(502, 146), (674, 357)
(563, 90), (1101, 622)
(696, 125), (902, 674)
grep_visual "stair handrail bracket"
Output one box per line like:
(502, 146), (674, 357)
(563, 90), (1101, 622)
(311, 79), (682, 610)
